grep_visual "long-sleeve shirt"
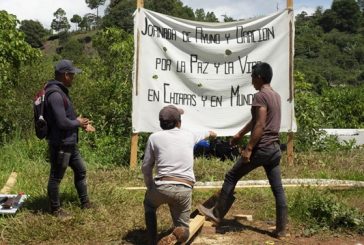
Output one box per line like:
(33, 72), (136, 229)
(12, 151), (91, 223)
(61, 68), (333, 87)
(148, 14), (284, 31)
(45, 80), (80, 146)
(142, 127), (209, 188)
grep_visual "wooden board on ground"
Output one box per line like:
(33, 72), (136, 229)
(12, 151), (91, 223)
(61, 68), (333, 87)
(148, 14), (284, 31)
(182, 215), (205, 245)
(0, 172), (17, 194)
(234, 214), (253, 221)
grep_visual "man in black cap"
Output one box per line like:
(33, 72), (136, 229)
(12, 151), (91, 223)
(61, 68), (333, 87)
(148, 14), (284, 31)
(44, 59), (95, 217)
(142, 105), (216, 245)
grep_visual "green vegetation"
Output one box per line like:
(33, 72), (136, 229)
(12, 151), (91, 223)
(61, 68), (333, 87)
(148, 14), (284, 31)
(0, 137), (363, 244)
(0, 0), (364, 243)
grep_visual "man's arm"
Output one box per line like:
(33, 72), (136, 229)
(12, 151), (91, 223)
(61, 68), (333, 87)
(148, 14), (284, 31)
(230, 120), (253, 145)
(48, 92), (85, 129)
(242, 106), (267, 162)
(141, 139), (155, 189)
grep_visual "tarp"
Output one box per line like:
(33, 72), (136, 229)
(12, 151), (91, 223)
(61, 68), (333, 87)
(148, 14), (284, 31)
(132, 8), (296, 135)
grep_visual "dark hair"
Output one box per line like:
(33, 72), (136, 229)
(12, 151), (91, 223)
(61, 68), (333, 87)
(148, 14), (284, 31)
(160, 120), (178, 130)
(251, 62), (273, 84)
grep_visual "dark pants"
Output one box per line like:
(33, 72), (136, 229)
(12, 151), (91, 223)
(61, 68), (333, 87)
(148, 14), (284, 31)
(48, 145), (89, 211)
(221, 142), (287, 220)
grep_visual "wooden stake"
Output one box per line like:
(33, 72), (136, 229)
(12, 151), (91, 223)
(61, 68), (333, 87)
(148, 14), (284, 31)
(130, 133), (139, 169)
(287, 0), (294, 166)
(130, 0), (144, 169)
(1, 172), (17, 194)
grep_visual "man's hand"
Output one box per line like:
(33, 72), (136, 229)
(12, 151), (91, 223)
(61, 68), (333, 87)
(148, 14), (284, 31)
(209, 131), (217, 139)
(241, 148), (252, 163)
(85, 123), (95, 132)
(77, 116), (89, 129)
(230, 133), (241, 146)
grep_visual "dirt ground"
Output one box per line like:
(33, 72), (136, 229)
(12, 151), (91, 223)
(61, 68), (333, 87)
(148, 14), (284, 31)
(189, 218), (364, 245)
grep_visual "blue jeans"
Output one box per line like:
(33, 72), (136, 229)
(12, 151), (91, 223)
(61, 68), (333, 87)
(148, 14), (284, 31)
(221, 142), (287, 214)
(48, 145), (89, 211)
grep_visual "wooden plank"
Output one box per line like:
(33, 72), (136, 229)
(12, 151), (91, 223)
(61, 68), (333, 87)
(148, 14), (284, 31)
(234, 214), (253, 221)
(182, 215), (205, 245)
(0, 172), (17, 194)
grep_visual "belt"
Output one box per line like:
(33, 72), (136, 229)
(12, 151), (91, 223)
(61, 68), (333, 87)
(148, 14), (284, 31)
(156, 176), (194, 187)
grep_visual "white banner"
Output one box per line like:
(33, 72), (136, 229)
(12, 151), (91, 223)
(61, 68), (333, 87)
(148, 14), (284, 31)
(132, 8), (296, 136)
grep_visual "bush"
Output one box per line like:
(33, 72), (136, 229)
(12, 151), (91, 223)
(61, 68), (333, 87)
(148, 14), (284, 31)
(291, 189), (364, 235)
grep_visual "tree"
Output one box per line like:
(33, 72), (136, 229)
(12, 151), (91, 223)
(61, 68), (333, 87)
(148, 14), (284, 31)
(86, 0), (106, 19)
(329, 0), (361, 33)
(195, 9), (205, 21)
(0, 11), (41, 139)
(222, 14), (235, 22)
(80, 13), (97, 31)
(102, 0), (195, 32)
(70, 14), (82, 30)
(51, 8), (70, 33)
(357, 0), (364, 11)
(205, 12), (219, 22)
(19, 20), (48, 48)
(0, 11), (41, 86)
(193, 8), (219, 22)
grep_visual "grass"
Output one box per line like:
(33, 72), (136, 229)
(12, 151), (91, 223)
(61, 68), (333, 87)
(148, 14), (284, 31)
(0, 138), (363, 244)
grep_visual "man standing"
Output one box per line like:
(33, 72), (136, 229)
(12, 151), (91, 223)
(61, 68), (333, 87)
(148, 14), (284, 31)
(142, 105), (216, 245)
(45, 59), (94, 217)
(198, 62), (288, 238)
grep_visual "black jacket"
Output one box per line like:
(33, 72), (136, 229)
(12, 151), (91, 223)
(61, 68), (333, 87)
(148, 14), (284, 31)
(45, 80), (80, 146)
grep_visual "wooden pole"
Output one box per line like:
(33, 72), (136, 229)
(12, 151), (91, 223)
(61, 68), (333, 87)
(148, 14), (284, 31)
(130, 0), (144, 169)
(287, 0), (294, 166)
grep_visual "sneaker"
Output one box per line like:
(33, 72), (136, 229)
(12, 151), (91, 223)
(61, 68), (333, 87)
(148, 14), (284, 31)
(197, 204), (220, 224)
(51, 208), (72, 220)
(157, 233), (177, 245)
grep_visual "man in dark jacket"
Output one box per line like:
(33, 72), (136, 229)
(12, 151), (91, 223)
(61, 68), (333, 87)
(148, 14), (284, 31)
(45, 59), (95, 217)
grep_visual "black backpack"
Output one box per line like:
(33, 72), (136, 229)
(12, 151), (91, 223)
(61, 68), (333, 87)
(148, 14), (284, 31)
(33, 84), (67, 139)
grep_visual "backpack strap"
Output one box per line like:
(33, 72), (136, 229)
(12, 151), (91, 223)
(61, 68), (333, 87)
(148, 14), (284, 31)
(45, 85), (68, 109)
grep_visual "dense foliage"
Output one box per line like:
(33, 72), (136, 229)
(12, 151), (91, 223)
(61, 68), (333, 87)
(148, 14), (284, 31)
(0, 0), (364, 165)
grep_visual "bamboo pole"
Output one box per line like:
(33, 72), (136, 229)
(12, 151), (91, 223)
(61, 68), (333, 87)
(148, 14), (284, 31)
(287, 0), (294, 166)
(130, 0), (144, 169)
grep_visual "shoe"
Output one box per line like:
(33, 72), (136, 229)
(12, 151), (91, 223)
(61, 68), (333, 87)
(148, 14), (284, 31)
(51, 208), (72, 220)
(157, 233), (177, 245)
(81, 201), (93, 209)
(197, 204), (220, 224)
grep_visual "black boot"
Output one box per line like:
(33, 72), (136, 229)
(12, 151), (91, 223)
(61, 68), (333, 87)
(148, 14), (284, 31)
(198, 193), (235, 224)
(145, 211), (158, 245)
(274, 206), (288, 238)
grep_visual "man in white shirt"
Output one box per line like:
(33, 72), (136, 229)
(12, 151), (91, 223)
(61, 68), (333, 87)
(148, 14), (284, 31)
(142, 105), (216, 245)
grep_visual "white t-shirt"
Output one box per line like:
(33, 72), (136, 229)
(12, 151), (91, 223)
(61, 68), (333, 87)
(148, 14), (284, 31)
(142, 127), (209, 188)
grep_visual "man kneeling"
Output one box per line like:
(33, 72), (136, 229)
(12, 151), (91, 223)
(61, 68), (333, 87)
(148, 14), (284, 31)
(142, 105), (216, 245)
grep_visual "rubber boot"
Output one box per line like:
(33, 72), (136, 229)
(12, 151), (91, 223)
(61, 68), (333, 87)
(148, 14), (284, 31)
(198, 193), (235, 224)
(274, 206), (288, 238)
(145, 211), (158, 245)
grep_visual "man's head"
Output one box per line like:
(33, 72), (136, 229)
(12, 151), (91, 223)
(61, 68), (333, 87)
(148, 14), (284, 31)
(251, 62), (273, 84)
(159, 105), (184, 130)
(54, 59), (82, 87)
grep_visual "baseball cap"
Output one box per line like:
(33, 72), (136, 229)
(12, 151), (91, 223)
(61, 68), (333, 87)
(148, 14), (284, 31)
(55, 59), (82, 74)
(159, 105), (184, 122)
